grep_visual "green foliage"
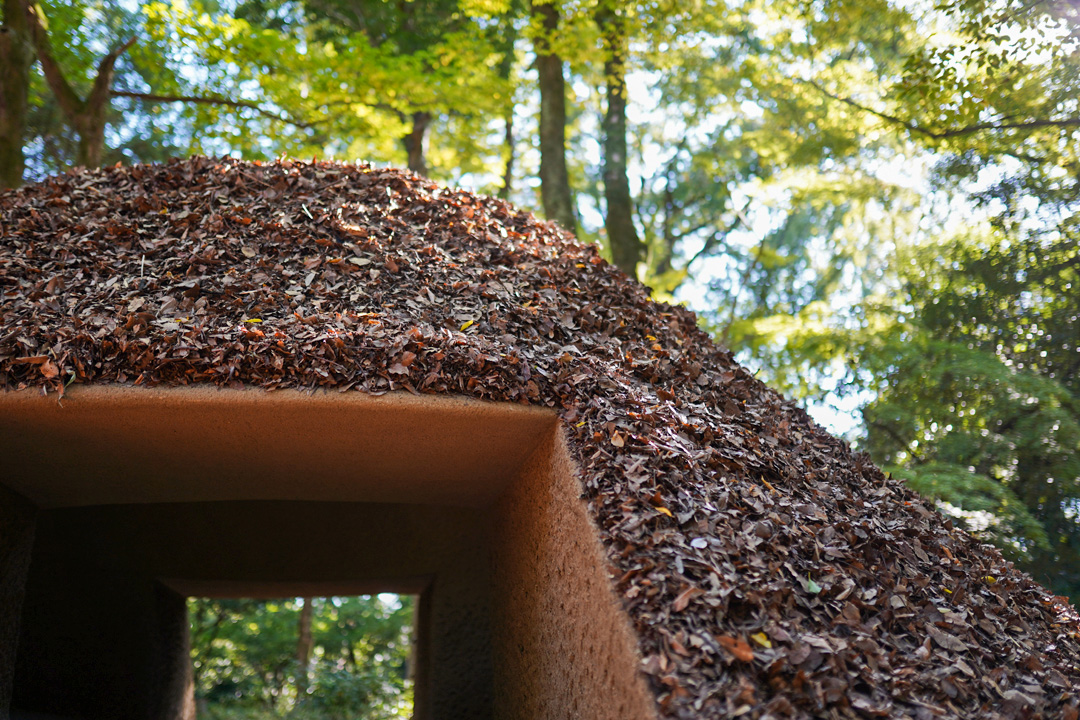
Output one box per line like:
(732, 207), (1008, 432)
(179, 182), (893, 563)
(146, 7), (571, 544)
(191, 595), (413, 719)
(861, 230), (1080, 597)
(698, 0), (1080, 599)
(134, 0), (513, 179)
(22, 0), (179, 176)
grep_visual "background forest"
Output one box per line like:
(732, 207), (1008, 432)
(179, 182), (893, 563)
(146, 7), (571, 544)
(189, 595), (414, 718)
(1, 0), (1077, 716)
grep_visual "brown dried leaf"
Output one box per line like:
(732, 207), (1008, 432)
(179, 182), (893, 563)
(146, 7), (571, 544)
(925, 624), (968, 653)
(672, 586), (703, 612)
(716, 635), (755, 662)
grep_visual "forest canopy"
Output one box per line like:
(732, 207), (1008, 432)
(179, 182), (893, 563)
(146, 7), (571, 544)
(1, 0), (1077, 709)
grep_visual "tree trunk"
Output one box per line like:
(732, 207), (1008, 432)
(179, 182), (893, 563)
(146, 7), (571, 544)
(597, 3), (641, 275)
(295, 597), (313, 699)
(403, 110), (431, 177)
(24, 1), (133, 170)
(74, 111), (107, 168)
(531, 0), (577, 235)
(500, 111), (515, 200)
(0, 0), (33, 189)
(496, 13), (517, 200)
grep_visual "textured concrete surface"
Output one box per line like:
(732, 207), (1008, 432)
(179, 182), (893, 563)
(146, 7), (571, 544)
(0, 385), (555, 508)
(0, 485), (35, 720)
(12, 523), (191, 720)
(492, 428), (656, 720)
(1, 387), (656, 720)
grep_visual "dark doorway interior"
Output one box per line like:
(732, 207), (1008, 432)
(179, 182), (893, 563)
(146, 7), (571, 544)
(11, 501), (492, 720)
(1, 388), (657, 720)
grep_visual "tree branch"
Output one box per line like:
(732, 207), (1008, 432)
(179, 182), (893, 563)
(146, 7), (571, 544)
(87, 36), (136, 111)
(803, 79), (1080, 140)
(684, 210), (743, 269)
(23, 0), (82, 119)
(111, 90), (321, 128)
(683, 226), (729, 269)
(867, 417), (922, 460)
(718, 204), (766, 345)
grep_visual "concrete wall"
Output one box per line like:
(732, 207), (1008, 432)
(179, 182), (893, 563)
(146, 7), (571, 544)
(491, 429), (655, 720)
(11, 502), (493, 720)
(0, 485), (35, 720)
(12, 509), (194, 720)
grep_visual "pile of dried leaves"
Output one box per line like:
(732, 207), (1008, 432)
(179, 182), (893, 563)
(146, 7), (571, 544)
(3, 157), (1079, 719)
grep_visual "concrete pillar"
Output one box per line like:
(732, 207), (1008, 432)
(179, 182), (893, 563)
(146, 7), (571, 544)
(12, 510), (193, 720)
(0, 484), (36, 720)
(426, 555), (494, 719)
(152, 583), (197, 720)
(490, 429), (655, 720)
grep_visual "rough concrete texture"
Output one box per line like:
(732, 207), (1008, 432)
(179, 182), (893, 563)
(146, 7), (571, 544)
(3, 386), (657, 719)
(0, 385), (554, 508)
(492, 427), (656, 720)
(13, 514), (191, 720)
(0, 485), (35, 720)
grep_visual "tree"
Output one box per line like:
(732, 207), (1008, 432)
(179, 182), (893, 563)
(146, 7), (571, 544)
(530, 0), (577, 234)
(493, 7), (521, 199)
(297, 0), (496, 176)
(855, 234), (1080, 598)
(666, 0), (1079, 599)
(135, 0), (512, 183)
(740, 230), (1080, 597)
(14, 0), (186, 178)
(0, 0), (34, 188)
(190, 595), (414, 718)
(596, 0), (641, 273)
(23, 0), (134, 168)
(296, 597), (314, 699)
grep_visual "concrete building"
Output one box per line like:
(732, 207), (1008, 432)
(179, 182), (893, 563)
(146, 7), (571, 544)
(2, 157), (1078, 719)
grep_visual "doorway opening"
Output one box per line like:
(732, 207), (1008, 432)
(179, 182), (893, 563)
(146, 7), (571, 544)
(1, 387), (656, 720)
(190, 595), (416, 720)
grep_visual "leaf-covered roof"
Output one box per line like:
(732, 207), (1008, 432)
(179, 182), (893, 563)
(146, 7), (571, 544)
(2, 156), (1078, 719)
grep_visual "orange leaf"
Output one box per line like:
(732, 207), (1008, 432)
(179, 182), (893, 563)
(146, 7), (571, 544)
(39, 360), (59, 379)
(672, 586), (704, 612)
(716, 635), (755, 662)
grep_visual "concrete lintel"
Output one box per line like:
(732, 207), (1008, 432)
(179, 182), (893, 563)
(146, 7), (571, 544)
(0, 385), (556, 508)
(162, 576), (433, 599)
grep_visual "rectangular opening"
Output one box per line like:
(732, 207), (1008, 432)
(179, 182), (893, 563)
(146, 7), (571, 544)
(1, 388), (655, 720)
(189, 594), (417, 719)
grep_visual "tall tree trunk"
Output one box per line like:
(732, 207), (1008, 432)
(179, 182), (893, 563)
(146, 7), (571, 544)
(295, 597), (313, 700)
(0, 0), (33, 189)
(74, 110), (107, 168)
(402, 110), (431, 176)
(496, 13), (518, 201)
(24, 1), (133, 169)
(500, 112), (515, 200)
(597, 3), (641, 275)
(531, 0), (577, 235)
